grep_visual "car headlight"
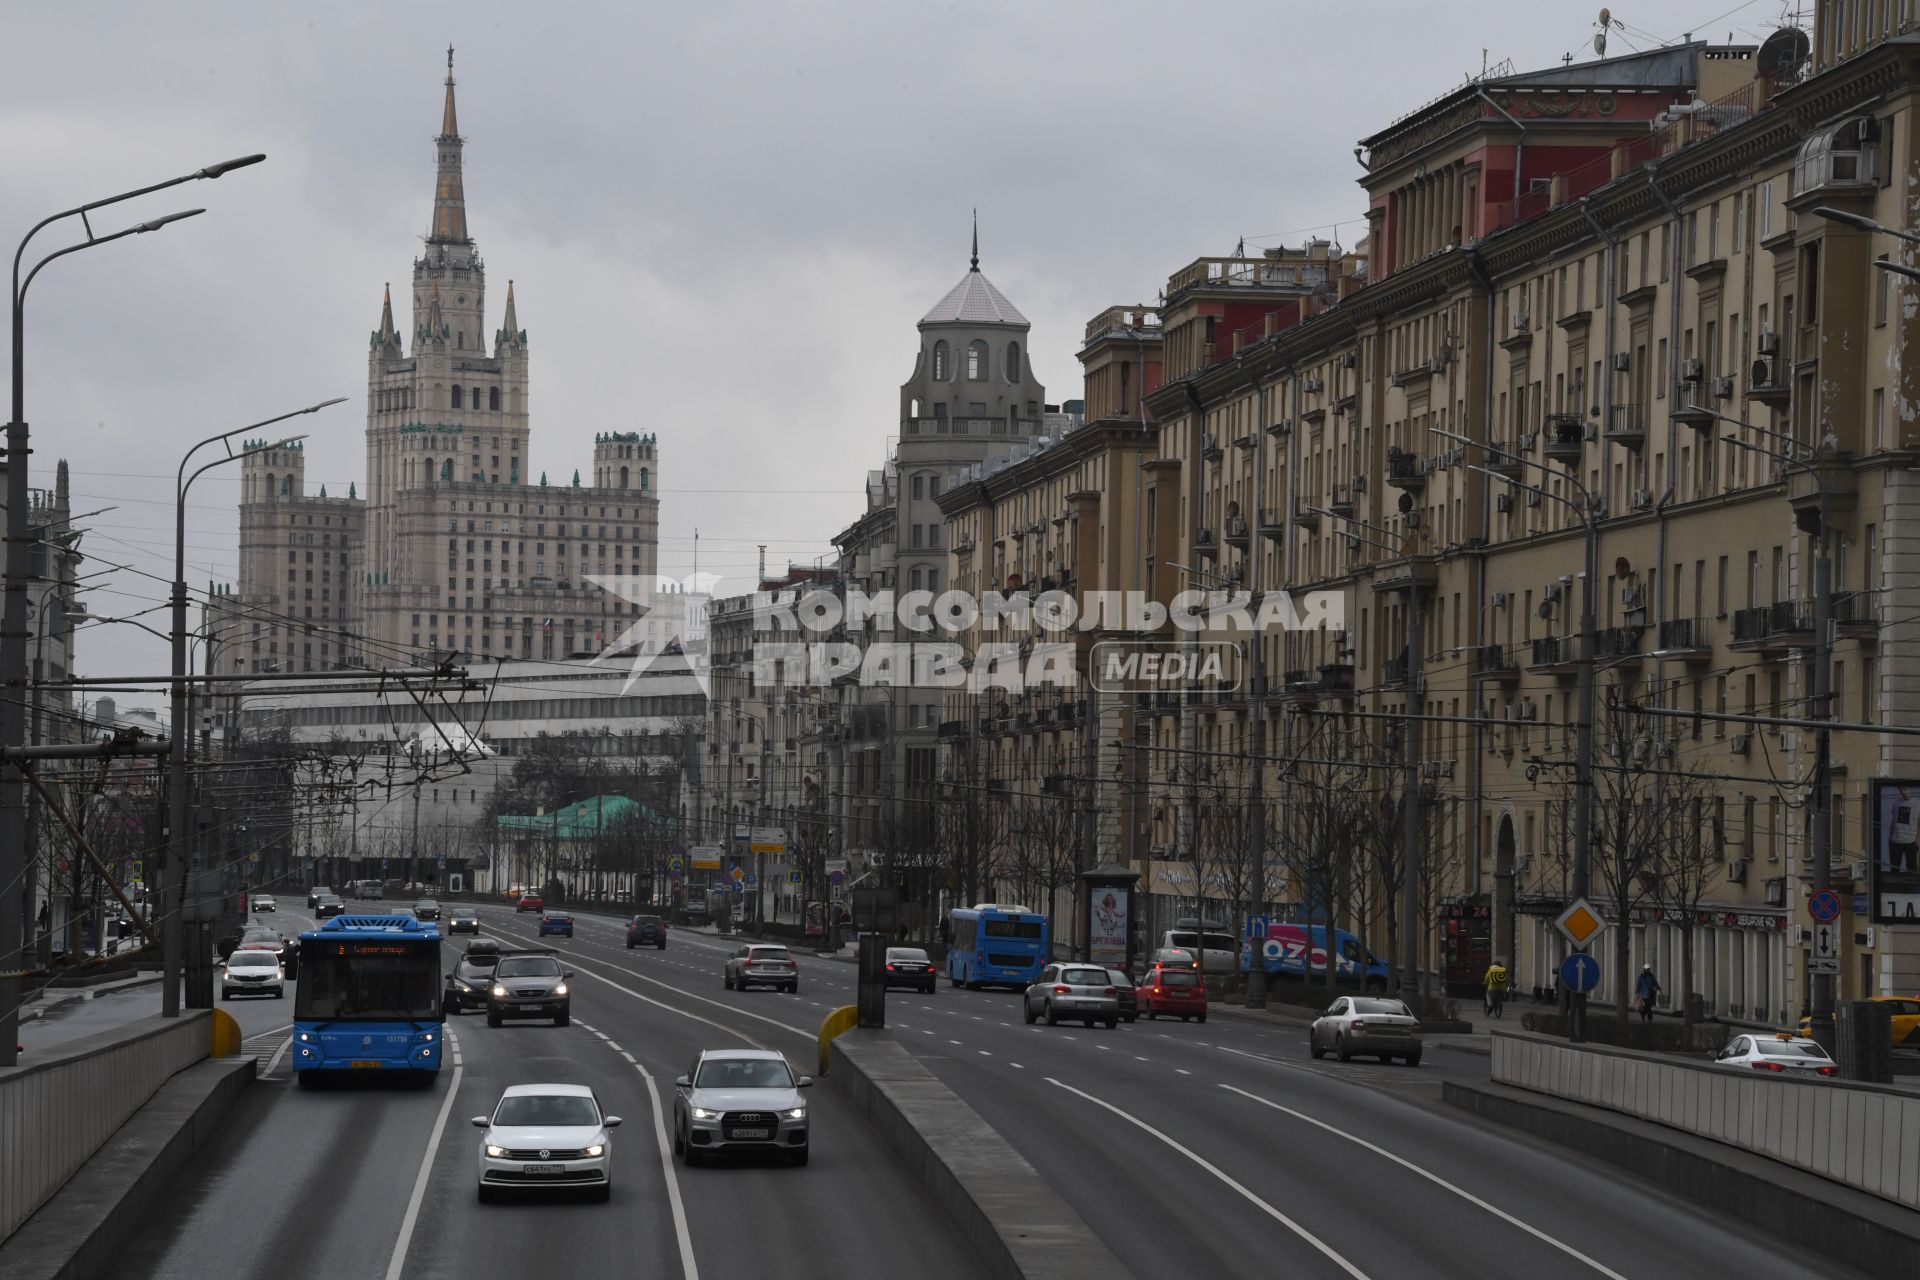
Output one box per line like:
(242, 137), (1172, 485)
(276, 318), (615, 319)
(584, 1143), (605, 1157)
(491, 984), (507, 997)
(553, 983), (568, 996)
(453, 980), (470, 992)
(485, 1144), (507, 1157)
(691, 1107), (720, 1120)
(297, 1032), (312, 1042)
(784, 1106), (806, 1120)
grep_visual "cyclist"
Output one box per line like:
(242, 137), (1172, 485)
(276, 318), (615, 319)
(1482, 957), (1510, 1018)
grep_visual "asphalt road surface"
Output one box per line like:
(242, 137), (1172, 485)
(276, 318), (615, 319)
(106, 899), (1875, 1279)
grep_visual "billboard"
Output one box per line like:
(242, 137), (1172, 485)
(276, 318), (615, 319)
(1088, 886), (1128, 967)
(1870, 779), (1920, 924)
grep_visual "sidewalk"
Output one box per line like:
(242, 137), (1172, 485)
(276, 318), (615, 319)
(16, 974), (171, 1053)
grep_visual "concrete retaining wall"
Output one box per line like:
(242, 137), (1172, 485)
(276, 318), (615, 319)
(831, 1032), (1126, 1279)
(1491, 1029), (1920, 1211)
(0, 1012), (210, 1243)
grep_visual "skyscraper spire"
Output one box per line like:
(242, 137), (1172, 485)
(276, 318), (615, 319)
(429, 46), (469, 244)
(970, 208), (979, 272)
(376, 282), (398, 345)
(502, 279), (518, 333)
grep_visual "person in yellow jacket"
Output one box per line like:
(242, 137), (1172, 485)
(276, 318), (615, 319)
(1483, 958), (1510, 1018)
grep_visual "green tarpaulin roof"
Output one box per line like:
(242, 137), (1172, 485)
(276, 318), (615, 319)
(495, 794), (674, 840)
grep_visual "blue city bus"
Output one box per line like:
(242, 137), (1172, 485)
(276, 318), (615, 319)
(946, 904), (1049, 990)
(292, 915), (445, 1087)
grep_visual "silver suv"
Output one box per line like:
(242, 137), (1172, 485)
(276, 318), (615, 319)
(672, 1048), (812, 1167)
(1024, 962), (1120, 1029)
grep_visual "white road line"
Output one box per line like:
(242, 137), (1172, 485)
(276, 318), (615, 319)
(1218, 1085), (1629, 1279)
(383, 1037), (465, 1280)
(1046, 1078), (1369, 1279)
(1176, 1068), (1192, 1076)
(948, 1039), (963, 1045)
(1009, 1062), (1024, 1069)
(262, 1036), (293, 1078)
(977, 1050), (991, 1056)
(1135, 1056), (1149, 1062)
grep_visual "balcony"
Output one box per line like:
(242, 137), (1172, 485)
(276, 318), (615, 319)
(1223, 513), (1251, 549)
(1604, 403), (1646, 450)
(1785, 451), (1857, 536)
(1473, 643), (1520, 682)
(1369, 554), (1439, 597)
(1830, 590), (1878, 639)
(1656, 617), (1713, 661)
(1201, 433), (1225, 463)
(1747, 351), (1791, 407)
(1484, 444), (1526, 480)
(1318, 661), (1356, 694)
(937, 719), (969, 740)
(1327, 482), (1356, 517)
(1381, 650), (1410, 688)
(1730, 601), (1814, 652)
(1194, 528), (1218, 559)
(1259, 506), (1290, 539)
(1596, 625), (1644, 662)
(1542, 414), (1587, 465)
(1385, 448), (1426, 492)
(1671, 383), (1717, 430)
(1281, 668), (1322, 704)
(1526, 635), (1578, 675)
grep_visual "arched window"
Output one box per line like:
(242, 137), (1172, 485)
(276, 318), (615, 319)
(932, 340), (949, 381)
(968, 340), (987, 380)
(424, 457), (435, 483)
(1005, 341), (1020, 382)
(639, 468), (650, 491)
(264, 474), (276, 502)
(451, 385), (463, 409)
(280, 476), (292, 497)
(490, 387), (501, 411)
(619, 466), (630, 489)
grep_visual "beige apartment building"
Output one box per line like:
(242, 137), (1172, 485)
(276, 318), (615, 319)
(219, 57), (662, 676)
(939, 13), (1920, 1022)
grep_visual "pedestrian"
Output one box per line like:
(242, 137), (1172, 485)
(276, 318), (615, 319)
(938, 918), (950, 948)
(1635, 964), (1662, 1023)
(1482, 957), (1509, 1019)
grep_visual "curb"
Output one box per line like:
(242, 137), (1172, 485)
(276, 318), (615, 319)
(21, 972), (166, 1021)
(0, 1055), (256, 1280)
(831, 1032), (1127, 1279)
(1442, 1079), (1920, 1276)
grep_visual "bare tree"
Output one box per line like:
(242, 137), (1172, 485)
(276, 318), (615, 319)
(1644, 772), (1722, 1039)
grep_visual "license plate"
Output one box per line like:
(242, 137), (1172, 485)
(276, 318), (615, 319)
(728, 1128), (769, 1140)
(349, 1060), (382, 1069)
(523, 1163), (563, 1174)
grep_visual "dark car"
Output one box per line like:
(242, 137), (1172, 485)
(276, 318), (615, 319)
(626, 914), (667, 949)
(486, 952), (571, 1027)
(307, 885), (333, 910)
(1106, 967), (1139, 1022)
(229, 924), (299, 979)
(883, 947), (937, 994)
(314, 894), (345, 920)
(539, 913), (574, 938)
(447, 908), (480, 934)
(413, 898), (442, 921)
(444, 939), (504, 1015)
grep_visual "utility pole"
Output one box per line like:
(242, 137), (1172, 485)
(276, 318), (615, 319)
(1400, 588), (1425, 1005)
(1806, 476), (1836, 1056)
(1243, 365), (1270, 1008)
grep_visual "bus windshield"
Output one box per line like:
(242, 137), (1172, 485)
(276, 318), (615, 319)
(296, 943), (439, 1020)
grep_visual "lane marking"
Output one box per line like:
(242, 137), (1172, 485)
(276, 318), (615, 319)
(1218, 1085), (1629, 1279)
(1176, 1068), (1192, 1076)
(1046, 1077), (1369, 1279)
(1009, 1062), (1024, 1069)
(384, 1030), (465, 1280)
(574, 1015), (700, 1280)
(263, 1036), (293, 1078)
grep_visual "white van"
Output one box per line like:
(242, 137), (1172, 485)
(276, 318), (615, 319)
(1161, 928), (1238, 974)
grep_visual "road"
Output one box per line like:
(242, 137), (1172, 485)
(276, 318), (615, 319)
(102, 898), (1873, 1279)
(111, 899), (976, 1280)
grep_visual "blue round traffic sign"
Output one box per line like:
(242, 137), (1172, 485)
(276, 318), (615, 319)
(1560, 952), (1601, 995)
(1808, 889), (1841, 923)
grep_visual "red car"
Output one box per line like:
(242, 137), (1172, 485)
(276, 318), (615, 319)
(1138, 964), (1208, 1022)
(515, 894), (544, 913)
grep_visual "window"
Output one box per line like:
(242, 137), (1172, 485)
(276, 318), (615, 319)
(929, 475), (940, 498)
(1005, 341), (1020, 382)
(489, 386), (501, 411)
(932, 340), (949, 381)
(1876, 257), (1891, 326)
(967, 339), (987, 380)
(451, 385), (463, 409)
(912, 475), (924, 500)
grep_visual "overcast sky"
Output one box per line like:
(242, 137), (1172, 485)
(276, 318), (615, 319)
(0, 0), (1793, 688)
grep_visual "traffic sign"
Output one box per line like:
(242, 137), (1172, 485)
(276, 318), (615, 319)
(1245, 914), (1269, 939)
(729, 867), (745, 883)
(1809, 955), (1841, 975)
(1812, 921), (1839, 960)
(1560, 952), (1601, 994)
(787, 870), (803, 886)
(730, 881), (744, 895)
(1554, 898), (1606, 950)
(668, 855), (684, 873)
(1808, 889), (1841, 923)
(744, 873), (758, 888)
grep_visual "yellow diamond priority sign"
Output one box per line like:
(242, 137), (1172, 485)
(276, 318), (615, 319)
(1554, 897), (1606, 950)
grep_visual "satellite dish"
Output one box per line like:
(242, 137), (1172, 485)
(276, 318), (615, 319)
(1538, 600), (1555, 620)
(1614, 556), (1633, 578)
(1397, 492), (1415, 514)
(1594, 32), (1607, 57)
(1757, 27), (1811, 77)
(1598, 6), (1611, 24)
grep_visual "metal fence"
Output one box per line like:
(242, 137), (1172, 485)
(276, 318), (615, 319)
(0, 1011), (210, 1242)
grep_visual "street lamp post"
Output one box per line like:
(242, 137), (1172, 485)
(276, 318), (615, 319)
(166, 402), (340, 1015)
(1434, 426), (1603, 1040)
(3, 154), (262, 1062)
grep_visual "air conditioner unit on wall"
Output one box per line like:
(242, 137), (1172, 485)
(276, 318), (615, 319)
(1496, 494), (1514, 514)
(1730, 734), (1751, 755)
(1727, 859), (1748, 884)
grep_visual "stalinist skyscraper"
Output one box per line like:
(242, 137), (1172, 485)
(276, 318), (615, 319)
(223, 52), (662, 674)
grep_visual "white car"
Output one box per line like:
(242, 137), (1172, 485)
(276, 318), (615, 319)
(724, 944), (800, 993)
(220, 948), (285, 999)
(473, 1083), (621, 1202)
(673, 1048), (813, 1166)
(1712, 1032), (1838, 1078)
(251, 895), (276, 912)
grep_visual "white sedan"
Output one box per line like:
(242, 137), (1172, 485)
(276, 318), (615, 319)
(1711, 1032), (1838, 1078)
(473, 1083), (622, 1202)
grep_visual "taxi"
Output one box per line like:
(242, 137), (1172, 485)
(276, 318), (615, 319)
(1798, 996), (1920, 1049)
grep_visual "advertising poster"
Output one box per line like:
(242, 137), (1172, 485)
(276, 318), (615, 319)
(1089, 886), (1128, 966)
(1872, 779), (1920, 923)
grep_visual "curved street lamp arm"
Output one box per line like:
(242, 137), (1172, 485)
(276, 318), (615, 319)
(1428, 425), (1600, 516)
